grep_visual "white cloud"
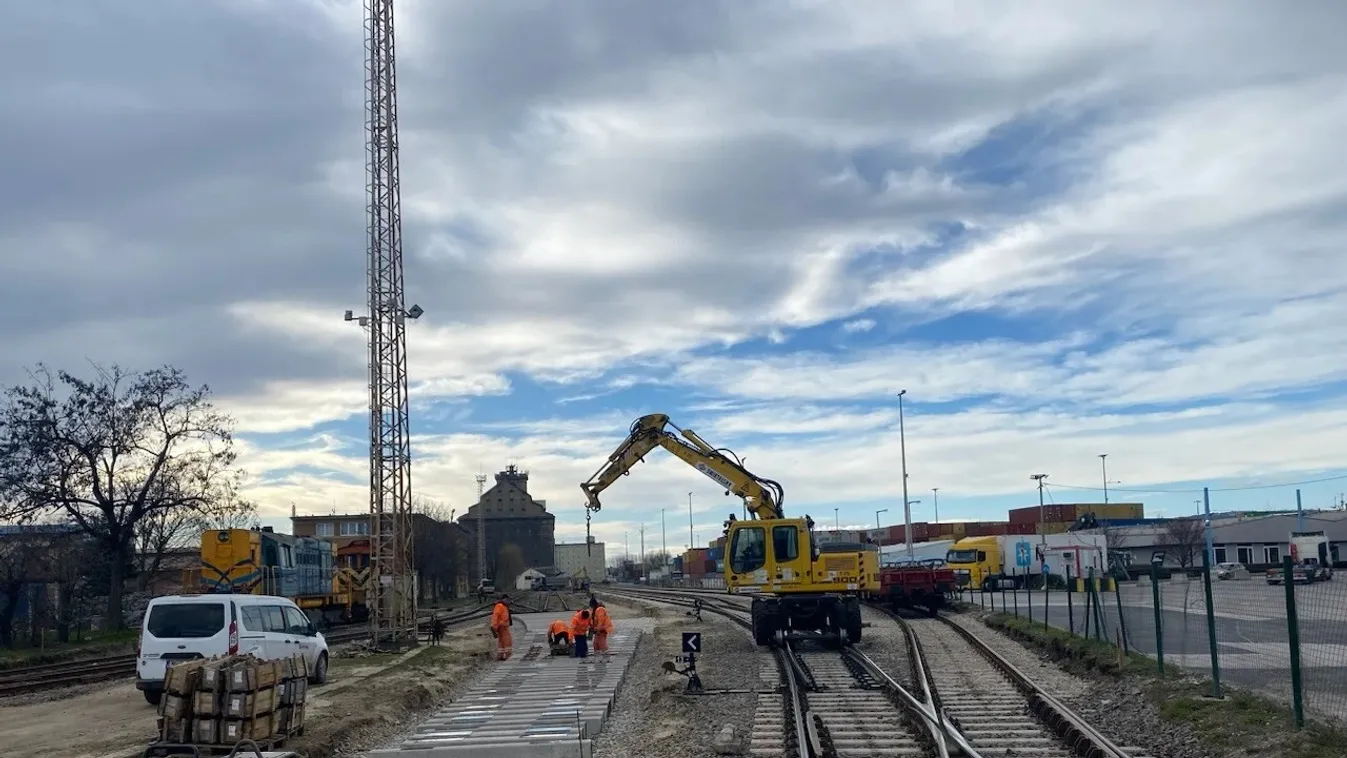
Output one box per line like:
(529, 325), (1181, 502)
(5, 2), (1347, 542)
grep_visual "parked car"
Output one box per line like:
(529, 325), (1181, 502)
(1215, 562), (1247, 580)
(136, 594), (329, 706)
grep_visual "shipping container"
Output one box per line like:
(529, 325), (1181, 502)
(1077, 503), (1145, 521)
(1037, 521), (1070, 535)
(886, 525), (906, 543)
(705, 560), (718, 575)
(965, 521), (1009, 537)
(1006, 522), (1037, 535)
(949, 523), (967, 538)
(708, 546), (724, 561)
(671, 556), (684, 572)
(910, 522), (931, 541)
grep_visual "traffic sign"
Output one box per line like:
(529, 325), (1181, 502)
(1043, 563), (1051, 575)
(1014, 541), (1032, 568)
(681, 632), (701, 653)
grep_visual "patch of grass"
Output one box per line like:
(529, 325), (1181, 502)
(0, 629), (138, 669)
(980, 612), (1347, 758)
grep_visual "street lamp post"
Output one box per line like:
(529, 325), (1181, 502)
(1030, 474), (1048, 535)
(875, 508), (888, 531)
(688, 492), (694, 549)
(931, 487), (940, 524)
(1099, 454), (1110, 504)
(897, 390), (913, 560)
(661, 508), (667, 567)
(834, 507), (839, 530)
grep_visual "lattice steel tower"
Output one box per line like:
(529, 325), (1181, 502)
(345, 0), (422, 649)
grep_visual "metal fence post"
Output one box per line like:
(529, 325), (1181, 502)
(1012, 569), (1020, 617)
(1043, 568), (1050, 630)
(1113, 577), (1129, 655)
(1090, 568), (1105, 642)
(1150, 562), (1164, 674)
(1200, 548), (1222, 698)
(1066, 565), (1075, 635)
(1083, 571), (1094, 639)
(1283, 556), (1305, 729)
(1027, 570), (1034, 623)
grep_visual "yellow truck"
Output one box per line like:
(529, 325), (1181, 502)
(946, 533), (1108, 590)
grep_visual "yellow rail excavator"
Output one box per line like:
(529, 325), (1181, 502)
(581, 413), (864, 646)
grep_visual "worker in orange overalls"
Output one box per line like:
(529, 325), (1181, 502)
(547, 619), (572, 655)
(490, 594), (514, 660)
(592, 602), (613, 655)
(570, 608), (593, 659)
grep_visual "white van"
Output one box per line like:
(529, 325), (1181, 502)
(137, 594), (330, 705)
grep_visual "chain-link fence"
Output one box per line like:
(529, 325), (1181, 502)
(964, 557), (1347, 727)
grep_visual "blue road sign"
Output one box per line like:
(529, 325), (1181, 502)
(1015, 541), (1032, 568)
(1043, 563), (1051, 575)
(681, 632), (701, 653)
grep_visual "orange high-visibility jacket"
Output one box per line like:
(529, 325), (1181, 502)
(547, 620), (569, 637)
(570, 610), (592, 636)
(491, 601), (512, 631)
(592, 606), (612, 633)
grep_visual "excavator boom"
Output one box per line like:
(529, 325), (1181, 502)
(581, 414), (785, 519)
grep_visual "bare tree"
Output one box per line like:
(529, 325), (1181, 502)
(0, 364), (240, 630)
(1164, 518), (1206, 568)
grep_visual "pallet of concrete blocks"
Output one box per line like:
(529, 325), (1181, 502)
(156, 653), (310, 749)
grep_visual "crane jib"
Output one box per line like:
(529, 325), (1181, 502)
(695, 462), (735, 491)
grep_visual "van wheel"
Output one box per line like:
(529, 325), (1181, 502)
(144, 689), (163, 706)
(309, 653), (329, 685)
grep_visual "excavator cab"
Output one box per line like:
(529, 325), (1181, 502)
(725, 518), (812, 593)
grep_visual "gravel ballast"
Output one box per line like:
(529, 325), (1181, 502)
(593, 595), (767, 758)
(855, 604), (914, 687)
(951, 608), (1216, 758)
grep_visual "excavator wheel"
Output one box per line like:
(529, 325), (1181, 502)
(843, 598), (863, 644)
(751, 601), (775, 646)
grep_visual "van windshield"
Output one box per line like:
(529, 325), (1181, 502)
(147, 603), (225, 639)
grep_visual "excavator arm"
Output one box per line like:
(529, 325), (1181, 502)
(581, 413), (785, 520)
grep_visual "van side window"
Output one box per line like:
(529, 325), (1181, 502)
(240, 606), (266, 632)
(263, 606), (288, 633)
(282, 606), (310, 634)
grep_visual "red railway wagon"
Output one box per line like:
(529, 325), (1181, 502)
(877, 560), (956, 614)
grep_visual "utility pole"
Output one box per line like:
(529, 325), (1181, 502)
(931, 487), (940, 524)
(474, 473), (487, 591)
(640, 525), (646, 581)
(1031, 474), (1048, 536)
(343, 0), (422, 650)
(661, 508), (667, 566)
(897, 390), (913, 560)
(1099, 454), (1110, 504)
(688, 492), (694, 549)
(834, 507), (839, 530)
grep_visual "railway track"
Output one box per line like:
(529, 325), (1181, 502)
(610, 584), (1153, 758)
(0, 604), (495, 698)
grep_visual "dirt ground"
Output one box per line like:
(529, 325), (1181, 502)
(0, 624), (498, 758)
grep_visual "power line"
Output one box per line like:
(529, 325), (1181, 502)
(1045, 471), (1347, 495)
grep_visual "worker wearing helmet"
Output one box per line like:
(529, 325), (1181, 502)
(592, 603), (613, 654)
(570, 608), (593, 659)
(490, 594), (514, 661)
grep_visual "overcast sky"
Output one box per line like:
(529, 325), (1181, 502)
(4, 2), (1347, 548)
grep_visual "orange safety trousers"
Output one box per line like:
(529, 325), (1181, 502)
(593, 631), (609, 652)
(495, 627), (513, 660)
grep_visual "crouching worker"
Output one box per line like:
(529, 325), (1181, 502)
(592, 602), (613, 654)
(570, 608), (593, 658)
(547, 619), (572, 656)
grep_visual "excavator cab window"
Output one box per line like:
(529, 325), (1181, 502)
(730, 526), (767, 574)
(772, 525), (800, 561)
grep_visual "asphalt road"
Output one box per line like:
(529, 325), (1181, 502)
(963, 578), (1347, 722)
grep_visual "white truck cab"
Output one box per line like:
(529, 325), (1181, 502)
(137, 594), (329, 705)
